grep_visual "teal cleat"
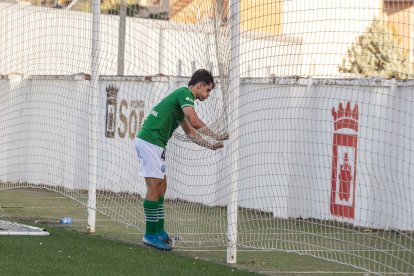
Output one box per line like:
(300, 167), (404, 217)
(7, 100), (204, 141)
(142, 234), (172, 251)
(158, 230), (171, 243)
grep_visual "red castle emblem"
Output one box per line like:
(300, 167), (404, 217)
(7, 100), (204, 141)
(330, 102), (359, 219)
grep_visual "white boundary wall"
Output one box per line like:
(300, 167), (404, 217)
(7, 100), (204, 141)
(0, 1), (381, 77)
(0, 2), (300, 77)
(0, 75), (413, 231)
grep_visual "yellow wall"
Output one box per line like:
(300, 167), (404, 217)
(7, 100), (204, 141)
(384, 2), (413, 55)
(240, 0), (283, 35)
(170, 0), (283, 35)
(169, 0), (214, 24)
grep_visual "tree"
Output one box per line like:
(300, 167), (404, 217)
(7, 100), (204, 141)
(339, 18), (413, 80)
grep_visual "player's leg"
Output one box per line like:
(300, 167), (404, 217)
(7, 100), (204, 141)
(135, 138), (171, 250)
(157, 176), (170, 243)
(159, 176), (167, 197)
(144, 177), (162, 235)
(142, 177), (171, 250)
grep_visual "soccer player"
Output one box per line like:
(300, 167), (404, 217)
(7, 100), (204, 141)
(135, 69), (228, 251)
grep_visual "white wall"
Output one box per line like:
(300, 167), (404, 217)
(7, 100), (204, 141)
(283, 0), (382, 77)
(0, 76), (413, 231)
(0, 75), (91, 189)
(0, 3), (278, 76)
(0, 1), (383, 78)
(237, 78), (414, 231)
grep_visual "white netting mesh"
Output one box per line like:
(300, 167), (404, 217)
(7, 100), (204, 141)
(0, 207), (49, 235)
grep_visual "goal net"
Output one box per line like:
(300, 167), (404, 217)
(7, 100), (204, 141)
(0, 207), (49, 236)
(0, 0), (413, 274)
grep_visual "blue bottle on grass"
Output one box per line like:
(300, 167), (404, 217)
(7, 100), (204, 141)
(60, 217), (73, 224)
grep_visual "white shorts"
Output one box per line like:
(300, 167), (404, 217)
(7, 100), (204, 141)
(135, 137), (166, 179)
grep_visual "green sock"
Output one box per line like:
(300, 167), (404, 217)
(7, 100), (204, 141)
(157, 196), (165, 233)
(143, 199), (159, 235)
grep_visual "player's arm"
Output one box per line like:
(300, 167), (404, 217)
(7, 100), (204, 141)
(181, 118), (223, 150)
(182, 106), (229, 141)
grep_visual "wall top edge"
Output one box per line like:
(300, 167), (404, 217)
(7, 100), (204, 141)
(242, 77), (414, 87)
(1, 74), (414, 87)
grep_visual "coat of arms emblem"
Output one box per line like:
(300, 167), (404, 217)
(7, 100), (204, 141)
(330, 102), (359, 219)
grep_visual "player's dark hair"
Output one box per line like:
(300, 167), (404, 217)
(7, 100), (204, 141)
(188, 69), (215, 89)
